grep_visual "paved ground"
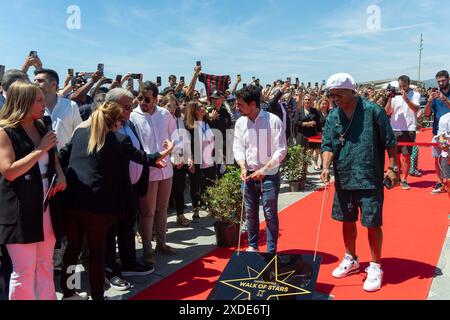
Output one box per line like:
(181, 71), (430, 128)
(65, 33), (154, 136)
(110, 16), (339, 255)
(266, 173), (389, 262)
(428, 226), (450, 300)
(5, 166), (445, 300)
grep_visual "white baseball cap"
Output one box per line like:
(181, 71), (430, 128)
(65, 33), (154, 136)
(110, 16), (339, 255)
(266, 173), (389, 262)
(326, 73), (357, 92)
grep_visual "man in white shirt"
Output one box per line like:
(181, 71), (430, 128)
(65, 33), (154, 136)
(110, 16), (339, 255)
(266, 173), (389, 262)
(233, 85), (288, 254)
(437, 113), (450, 199)
(130, 82), (177, 266)
(385, 75), (420, 190)
(34, 69), (82, 150)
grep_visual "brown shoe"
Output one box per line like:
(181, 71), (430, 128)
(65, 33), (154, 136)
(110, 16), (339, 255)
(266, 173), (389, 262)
(192, 209), (200, 223)
(155, 244), (177, 255)
(177, 214), (191, 227)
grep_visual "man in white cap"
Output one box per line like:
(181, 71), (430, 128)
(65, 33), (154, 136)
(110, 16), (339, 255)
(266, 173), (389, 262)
(321, 73), (399, 292)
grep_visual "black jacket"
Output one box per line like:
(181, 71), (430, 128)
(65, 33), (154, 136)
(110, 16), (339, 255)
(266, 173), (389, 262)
(58, 127), (160, 215)
(293, 107), (320, 146)
(0, 121), (63, 244)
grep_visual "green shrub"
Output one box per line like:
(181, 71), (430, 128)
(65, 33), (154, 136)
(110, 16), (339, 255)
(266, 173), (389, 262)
(280, 145), (311, 182)
(202, 166), (242, 225)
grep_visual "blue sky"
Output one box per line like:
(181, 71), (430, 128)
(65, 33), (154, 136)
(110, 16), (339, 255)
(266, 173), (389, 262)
(1, 0), (448, 88)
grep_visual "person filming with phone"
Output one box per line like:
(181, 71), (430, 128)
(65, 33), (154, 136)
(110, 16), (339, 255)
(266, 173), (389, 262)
(321, 73), (398, 292)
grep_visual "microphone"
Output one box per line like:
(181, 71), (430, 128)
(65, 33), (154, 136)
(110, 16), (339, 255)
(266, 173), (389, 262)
(42, 115), (57, 152)
(43, 115), (53, 133)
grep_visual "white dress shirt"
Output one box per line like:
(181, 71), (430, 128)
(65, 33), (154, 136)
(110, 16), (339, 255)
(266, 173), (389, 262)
(130, 106), (176, 182)
(233, 110), (287, 175)
(45, 95), (83, 150)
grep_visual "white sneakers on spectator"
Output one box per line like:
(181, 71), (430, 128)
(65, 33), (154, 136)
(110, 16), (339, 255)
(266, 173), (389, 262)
(363, 263), (384, 292)
(246, 247), (259, 253)
(332, 254), (360, 278)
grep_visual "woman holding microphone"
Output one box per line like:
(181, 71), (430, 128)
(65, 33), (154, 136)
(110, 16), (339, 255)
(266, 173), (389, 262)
(0, 82), (66, 300)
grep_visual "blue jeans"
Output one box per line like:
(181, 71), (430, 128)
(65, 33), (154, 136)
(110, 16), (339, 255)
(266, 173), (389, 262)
(242, 173), (281, 254)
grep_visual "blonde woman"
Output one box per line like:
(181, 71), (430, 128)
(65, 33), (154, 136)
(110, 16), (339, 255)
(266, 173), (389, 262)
(0, 82), (66, 300)
(184, 101), (216, 221)
(58, 102), (173, 300)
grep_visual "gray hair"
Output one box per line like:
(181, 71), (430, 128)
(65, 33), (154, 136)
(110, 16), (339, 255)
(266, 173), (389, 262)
(105, 88), (134, 103)
(1, 69), (31, 92)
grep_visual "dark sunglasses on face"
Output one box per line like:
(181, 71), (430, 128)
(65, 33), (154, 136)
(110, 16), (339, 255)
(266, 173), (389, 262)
(329, 93), (345, 99)
(138, 96), (151, 104)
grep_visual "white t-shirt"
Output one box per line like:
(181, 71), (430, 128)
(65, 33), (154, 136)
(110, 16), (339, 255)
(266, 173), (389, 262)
(45, 96), (82, 150)
(390, 90), (421, 132)
(438, 113), (450, 157)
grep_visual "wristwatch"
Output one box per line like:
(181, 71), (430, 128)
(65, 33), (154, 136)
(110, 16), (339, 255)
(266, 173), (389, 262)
(388, 166), (399, 174)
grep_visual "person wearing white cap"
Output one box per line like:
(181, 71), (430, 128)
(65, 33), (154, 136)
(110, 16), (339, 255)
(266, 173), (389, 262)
(321, 73), (399, 292)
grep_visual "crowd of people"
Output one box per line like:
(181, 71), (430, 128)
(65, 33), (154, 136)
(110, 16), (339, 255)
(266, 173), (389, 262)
(0, 52), (449, 299)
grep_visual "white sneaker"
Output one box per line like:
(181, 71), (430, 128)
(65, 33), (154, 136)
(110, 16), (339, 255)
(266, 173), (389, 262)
(332, 254), (360, 278)
(363, 263), (383, 292)
(246, 247), (259, 253)
(62, 292), (89, 300)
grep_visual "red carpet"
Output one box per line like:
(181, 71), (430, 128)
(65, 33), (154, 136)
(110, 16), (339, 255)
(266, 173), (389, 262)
(132, 130), (449, 300)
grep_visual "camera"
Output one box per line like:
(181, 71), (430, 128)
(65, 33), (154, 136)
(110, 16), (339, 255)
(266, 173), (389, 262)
(29, 51), (38, 58)
(131, 73), (141, 80)
(387, 84), (402, 98)
(432, 88), (439, 93)
(68, 69), (74, 76)
(97, 63), (104, 74)
(104, 79), (113, 84)
(115, 75), (122, 83)
(156, 76), (162, 84)
(196, 61), (201, 67)
(180, 76), (185, 82)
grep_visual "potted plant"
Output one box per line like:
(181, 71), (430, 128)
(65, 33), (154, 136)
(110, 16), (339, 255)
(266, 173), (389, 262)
(280, 145), (311, 192)
(203, 166), (242, 247)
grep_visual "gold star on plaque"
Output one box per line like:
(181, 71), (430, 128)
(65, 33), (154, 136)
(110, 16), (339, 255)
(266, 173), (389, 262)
(220, 255), (311, 300)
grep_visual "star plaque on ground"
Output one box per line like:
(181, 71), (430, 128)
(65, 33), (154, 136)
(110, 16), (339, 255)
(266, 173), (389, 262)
(208, 252), (322, 300)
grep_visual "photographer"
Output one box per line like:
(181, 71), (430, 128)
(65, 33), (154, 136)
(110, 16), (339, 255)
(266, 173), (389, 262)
(385, 75), (420, 190)
(425, 70), (450, 195)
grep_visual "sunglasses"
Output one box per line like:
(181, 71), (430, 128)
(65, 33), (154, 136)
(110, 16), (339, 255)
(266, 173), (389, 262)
(329, 93), (345, 99)
(138, 96), (152, 104)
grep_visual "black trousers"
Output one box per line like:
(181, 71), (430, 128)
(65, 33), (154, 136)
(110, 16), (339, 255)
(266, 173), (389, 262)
(189, 165), (217, 209)
(105, 187), (139, 273)
(61, 209), (114, 300)
(172, 165), (187, 216)
(0, 246), (12, 300)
